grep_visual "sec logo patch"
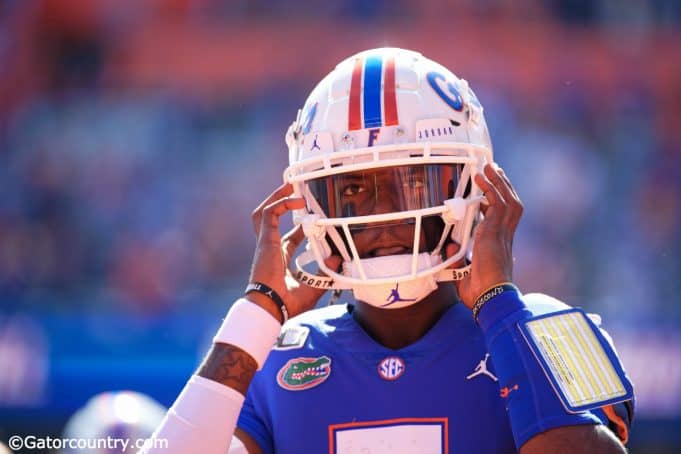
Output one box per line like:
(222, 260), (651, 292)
(378, 356), (405, 381)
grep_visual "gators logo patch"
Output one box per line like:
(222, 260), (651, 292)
(276, 356), (331, 391)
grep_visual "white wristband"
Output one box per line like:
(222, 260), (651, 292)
(213, 298), (282, 369)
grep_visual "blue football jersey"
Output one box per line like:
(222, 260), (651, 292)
(237, 299), (619, 453)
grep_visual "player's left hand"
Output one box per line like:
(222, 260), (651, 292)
(447, 163), (523, 309)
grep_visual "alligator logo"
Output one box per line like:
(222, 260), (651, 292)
(276, 356), (332, 391)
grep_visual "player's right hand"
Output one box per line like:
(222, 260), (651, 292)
(248, 183), (341, 322)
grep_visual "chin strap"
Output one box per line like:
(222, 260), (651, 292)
(292, 251), (472, 290)
(292, 250), (346, 290)
(439, 263), (472, 281)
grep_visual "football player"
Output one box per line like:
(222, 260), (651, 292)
(146, 48), (634, 453)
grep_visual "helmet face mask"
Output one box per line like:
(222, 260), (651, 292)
(284, 48), (493, 308)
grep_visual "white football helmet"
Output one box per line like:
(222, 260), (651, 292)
(285, 48), (493, 308)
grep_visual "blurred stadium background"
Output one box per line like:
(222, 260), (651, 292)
(0, 0), (680, 452)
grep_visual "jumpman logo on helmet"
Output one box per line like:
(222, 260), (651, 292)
(311, 134), (321, 151)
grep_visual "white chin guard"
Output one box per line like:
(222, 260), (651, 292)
(343, 253), (439, 309)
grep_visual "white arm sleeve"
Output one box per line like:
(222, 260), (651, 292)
(142, 299), (281, 454)
(142, 375), (244, 454)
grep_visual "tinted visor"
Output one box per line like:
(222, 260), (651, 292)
(307, 164), (462, 219)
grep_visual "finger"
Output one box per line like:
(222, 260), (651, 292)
(493, 166), (524, 228)
(497, 167), (521, 201)
(477, 166), (504, 204)
(489, 164), (519, 206)
(487, 164), (516, 220)
(484, 164), (511, 203)
(259, 197), (306, 242)
(474, 172), (504, 224)
(479, 197), (489, 217)
(282, 224), (305, 258)
(252, 183), (296, 235)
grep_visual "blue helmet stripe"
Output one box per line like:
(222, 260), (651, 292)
(362, 54), (383, 128)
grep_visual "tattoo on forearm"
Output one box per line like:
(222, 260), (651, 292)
(197, 343), (258, 396)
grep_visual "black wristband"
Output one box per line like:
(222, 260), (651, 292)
(472, 282), (518, 323)
(245, 282), (289, 323)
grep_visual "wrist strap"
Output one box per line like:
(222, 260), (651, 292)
(245, 282), (289, 323)
(472, 282), (518, 322)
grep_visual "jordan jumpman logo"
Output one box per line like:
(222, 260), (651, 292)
(382, 284), (417, 307)
(311, 134), (321, 150)
(466, 353), (498, 382)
